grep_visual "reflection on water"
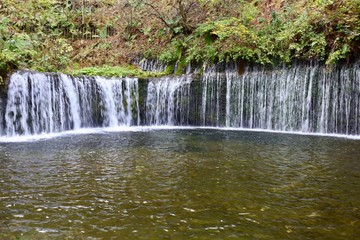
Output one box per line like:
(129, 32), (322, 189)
(1, 130), (360, 239)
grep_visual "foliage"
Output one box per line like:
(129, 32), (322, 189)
(0, 0), (359, 76)
(157, 0), (359, 65)
(0, 0), (73, 72)
(0, 0), (123, 73)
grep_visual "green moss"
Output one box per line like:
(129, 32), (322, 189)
(175, 60), (188, 76)
(165, 65), (175, 75)
(68, 65), (169, 78)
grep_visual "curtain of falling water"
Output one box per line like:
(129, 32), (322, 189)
(1, 61), (359, 136)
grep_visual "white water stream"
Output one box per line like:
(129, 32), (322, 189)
(0, 61), (359, 137)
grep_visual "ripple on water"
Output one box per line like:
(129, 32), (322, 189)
(1, 129), (360, 239)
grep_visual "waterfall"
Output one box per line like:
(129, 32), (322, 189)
(137, 59), (167, 72)
(0, 61), (359, 137)
(0, 98), (4, 135)
(2, 71), (140, 136)
(198, 62), (360, 134)
(145, 75), (192, 125)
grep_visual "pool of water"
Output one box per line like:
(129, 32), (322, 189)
(1, 129), (360, 239)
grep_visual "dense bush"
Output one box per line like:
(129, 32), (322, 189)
(0, 0), (358, 76)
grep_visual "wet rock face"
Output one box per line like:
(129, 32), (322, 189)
(0, 74), (8, 135)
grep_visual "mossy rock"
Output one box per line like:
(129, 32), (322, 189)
(68, 65), (169, 79)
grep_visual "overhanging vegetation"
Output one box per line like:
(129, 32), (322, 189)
(0, 0), (359, 76)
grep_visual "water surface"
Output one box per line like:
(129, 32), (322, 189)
(1, 129), (360, 239)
